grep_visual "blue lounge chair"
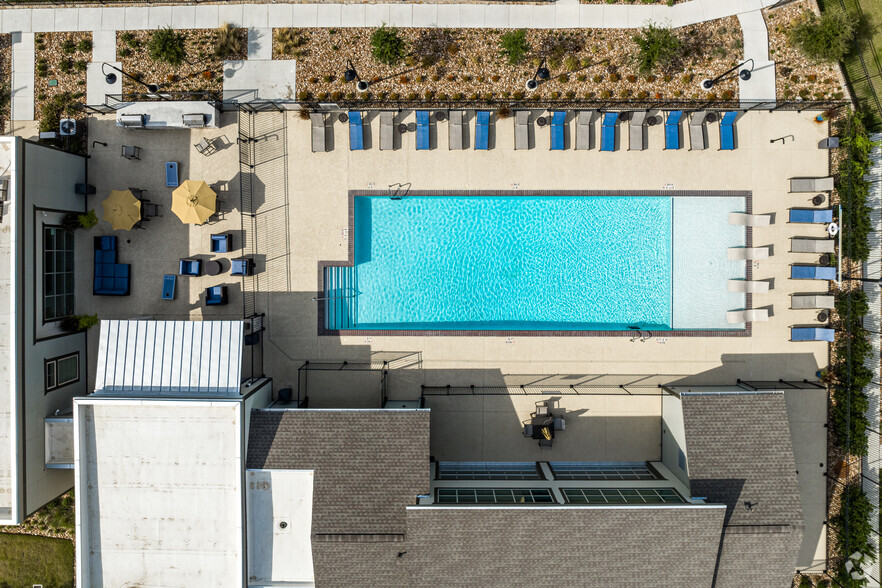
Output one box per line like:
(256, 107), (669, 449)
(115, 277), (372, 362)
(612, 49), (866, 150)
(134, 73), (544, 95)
(161, 274), (176, 300)
(475, 111), (490, 150)
(231, 258), (253, 276)
(550, 111), (565, 150)
(791, 327), (835, 342)
(600, 112), (618, 152)
(720, 111), (737, 150)
(210, 233), (231, 253)
(179, 259), (201, 276)
(205, 285), (228, 306)
(665, 111), (682, 150)
(349, 111), (364, 151)
(416, 111), (430, 150)
(789, 209), (833, 223)
(791, 265), (837, 280)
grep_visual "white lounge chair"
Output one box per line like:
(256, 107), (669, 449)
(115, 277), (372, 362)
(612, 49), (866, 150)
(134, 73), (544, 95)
(310, 113), (326, 153)
(729, 213), (771, 227)
(689, 111), (708, 150)
(449, 111), (464, 150)
(380, 112), (395, 151)
(514, 111), (529, 150)
(727, 280), (770, 294)
(791, 295), (835, 309)
(726, 309), (770, 324)
(727, 246), (771, 260)
(576, 111), (595, 150)
(791, 238), (835, 253)
(629, 111), (647, 151)
(790, 177), (834, 192)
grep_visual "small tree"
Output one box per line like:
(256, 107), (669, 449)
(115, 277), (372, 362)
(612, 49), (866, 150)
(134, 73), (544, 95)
(148, 27), (187, 67)
(371, 24), (406, 66)
(632, 22), (681, 75)
(789, 10), (856, 63)
(499, 29), (530, 65)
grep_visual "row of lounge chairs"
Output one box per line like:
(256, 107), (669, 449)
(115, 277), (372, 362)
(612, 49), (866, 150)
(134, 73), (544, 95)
(311, 109), (739, 152)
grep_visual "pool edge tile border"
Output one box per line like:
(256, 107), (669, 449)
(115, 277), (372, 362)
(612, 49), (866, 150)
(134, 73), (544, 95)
(317, 189), (753, 338)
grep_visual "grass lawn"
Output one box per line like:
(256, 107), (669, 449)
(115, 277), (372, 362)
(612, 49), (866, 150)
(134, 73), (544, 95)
(0, 533), (74, 588)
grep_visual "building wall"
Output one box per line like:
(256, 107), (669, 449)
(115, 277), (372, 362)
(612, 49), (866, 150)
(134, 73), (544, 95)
(17, 139), (88, 520)
(661, 393), (690, 490)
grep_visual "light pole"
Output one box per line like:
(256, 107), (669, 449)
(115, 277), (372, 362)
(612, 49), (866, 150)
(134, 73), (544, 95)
(699, 58), (754, 91)
(102, 62), (160, 95)
(343, 59), (369, 93)
(525, 57), (550, 92)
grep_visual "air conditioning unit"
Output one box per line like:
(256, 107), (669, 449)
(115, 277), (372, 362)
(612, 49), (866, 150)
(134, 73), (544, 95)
(182, 113), (206, 128)
(59, 118), (76, 136)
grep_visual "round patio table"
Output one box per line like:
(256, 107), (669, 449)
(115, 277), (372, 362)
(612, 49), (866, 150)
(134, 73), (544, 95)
(338, 113), (349, 123)
(398, 123), (408, 134)
(647, 116), (661, 126)
(812, 194), (825, 206)
(705, 112), (718, 123)
(407, 122), (417, 132)
(435, 111), (447, 122)
(817, 311), (829, 323)
(536, 116), (547, 127)
(205, 260), (223, 276)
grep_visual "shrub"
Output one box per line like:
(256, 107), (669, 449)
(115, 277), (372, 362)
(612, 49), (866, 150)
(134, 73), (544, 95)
(721, 89), (733, 99)
(627, 74), (637, 83)
(74, 59), (87, 73)
(619, 89), (630, 98)
(424, 90), (434, 100)
(202, 70), (213, 80)
(577, 74), (587, 82)
(637, 90), (648, 99)
(496, 105), (511, 119)
(120, 31), (135, 45)
(609, 73), (619, 82)
(830, 482), (875, 566)
(215, 23), (245, 58)
(580, 57), (590, 68)
(499, 29), (530, 65)
(682, 73), (693, 83)
(432, 75), (441, 82)
(564, 56), (579, 72)
(513, 90), (524, 100)
(789, 9), (856, 63)
(276, 28), (306, 56)
(298, 90), (310, 101)
(632, 22), (681, 75)
(148, 27), (187, 66)
(36, 60), (49, 77)
(323, 74), (335, 84)
(77, 38), (92, 53)
(565, 90), (576, 99)
(371, 24), (406, 66)
(593, 75), (603, 83)
(399, 75), (409, 84)
(550, 91), (560, 99)
(118, 47), (131, 58)
(62, 39), (76, 54)
(558, 74), (568, 83)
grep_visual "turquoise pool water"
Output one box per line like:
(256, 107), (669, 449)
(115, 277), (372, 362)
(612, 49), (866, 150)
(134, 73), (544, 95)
(325, 195), (745, 331)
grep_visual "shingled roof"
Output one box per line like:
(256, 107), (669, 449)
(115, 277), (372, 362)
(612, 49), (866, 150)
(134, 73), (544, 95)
(681, 392), (804, 588)
(405, 506), (726, 587)
(246, 409), (430, 586)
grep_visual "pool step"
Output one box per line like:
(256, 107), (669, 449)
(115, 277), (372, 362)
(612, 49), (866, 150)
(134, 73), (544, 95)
(323, 266), (357, 330)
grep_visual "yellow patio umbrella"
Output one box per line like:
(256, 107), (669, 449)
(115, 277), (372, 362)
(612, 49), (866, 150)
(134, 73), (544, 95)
(171, 180), (217, 225)
(102, 190), (141, 231)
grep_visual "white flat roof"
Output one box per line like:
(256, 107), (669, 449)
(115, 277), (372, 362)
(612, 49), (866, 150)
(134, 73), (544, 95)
(94, 320), (244, 396)
(246, 469), (315, 585)
(75, 398), (244, 587)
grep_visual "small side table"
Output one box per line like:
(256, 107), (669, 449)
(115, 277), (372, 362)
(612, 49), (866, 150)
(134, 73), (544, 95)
(205, 260), (224, 276)
(434, 111), (447, 122)
(817, 311), (829, 323)
(536, 116), (547, 127)
(338, 113), (349, 123)
(705, 112), (718, 123)
(406, 122), (417, 133)
(812, 194), (825, 206)
(398, 123), (408, 134)
(647, 116), (661, 126)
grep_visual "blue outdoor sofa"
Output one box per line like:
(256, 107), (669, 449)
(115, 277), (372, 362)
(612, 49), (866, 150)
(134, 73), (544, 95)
(93, 236), (131, 296)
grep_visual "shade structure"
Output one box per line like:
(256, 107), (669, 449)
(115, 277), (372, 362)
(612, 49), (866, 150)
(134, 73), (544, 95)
(171, 180), (216, 225)
(102, 190), (141, 231)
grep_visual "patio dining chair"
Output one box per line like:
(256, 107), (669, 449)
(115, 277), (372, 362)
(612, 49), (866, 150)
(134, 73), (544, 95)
(194, 137), (216, 156)
(143, 202), (163, 218)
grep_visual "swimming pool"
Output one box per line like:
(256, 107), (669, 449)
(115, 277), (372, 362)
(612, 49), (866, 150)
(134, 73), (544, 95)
(323, 193), (746, 332)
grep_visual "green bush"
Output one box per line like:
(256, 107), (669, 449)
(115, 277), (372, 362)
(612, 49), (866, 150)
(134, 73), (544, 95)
(370, 24), (406, 66)
(789, 10), (856, 63)
(214, 22), (244, 58)
(830, 483), (875, 574)
(837, 109), (880, 263)
(499, 29), (530, 65)
(632, 22), (681, 75)
(61, 39), (76, 54)
(147, 27), (187, 67)
(77, 38), (92, 53)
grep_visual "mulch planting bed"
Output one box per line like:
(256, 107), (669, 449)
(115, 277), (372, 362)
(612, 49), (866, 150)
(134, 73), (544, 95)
(281, 21), (743, 103)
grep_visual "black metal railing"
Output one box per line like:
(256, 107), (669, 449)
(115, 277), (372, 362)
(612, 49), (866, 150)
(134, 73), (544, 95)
(836, 0), (882, 129)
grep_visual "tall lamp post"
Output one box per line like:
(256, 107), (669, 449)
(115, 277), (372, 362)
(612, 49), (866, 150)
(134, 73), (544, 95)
(102, 63), (160, 95)
(343, 59), (370, 93)
(699, 58), (754, 91)
(525, 57), (550, 92)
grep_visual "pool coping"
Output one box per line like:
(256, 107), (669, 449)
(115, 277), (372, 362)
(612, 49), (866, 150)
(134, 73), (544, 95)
(317, 190), (753, 338)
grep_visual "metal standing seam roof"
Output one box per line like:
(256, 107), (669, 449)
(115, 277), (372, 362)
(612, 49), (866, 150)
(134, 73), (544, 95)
(94, 320), (244, 395)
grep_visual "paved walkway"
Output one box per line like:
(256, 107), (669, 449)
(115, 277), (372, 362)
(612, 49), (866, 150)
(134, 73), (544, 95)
(7, 0), (781, 122)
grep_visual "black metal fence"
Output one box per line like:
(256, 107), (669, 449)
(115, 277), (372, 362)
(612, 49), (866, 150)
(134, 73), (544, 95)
(835, 0), (882, 129)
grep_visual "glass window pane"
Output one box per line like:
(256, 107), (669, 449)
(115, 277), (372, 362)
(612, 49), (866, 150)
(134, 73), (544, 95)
(44, 229), (55, 250)
(45, 362), (55, 389)
(57, 356), (78, 385)
(44, 297), (55, 319)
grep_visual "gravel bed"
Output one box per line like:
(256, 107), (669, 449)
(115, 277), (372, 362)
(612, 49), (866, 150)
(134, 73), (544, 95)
(116, 27), (247, 95)
(283, 22), (743, 103)
(0, 34), (10, 131)
(34, 32), (91, 125)
(764, 0), (845, 101)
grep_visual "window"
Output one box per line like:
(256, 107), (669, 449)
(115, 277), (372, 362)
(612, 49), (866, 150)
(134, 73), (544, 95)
(437, 462), (542, 480)
(550, 462), (658, 481)
(562, 488), (684, 505)
(436, 488), (555, 504)
(45, 353), (79, 392)
(43, 227), (75, 321)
